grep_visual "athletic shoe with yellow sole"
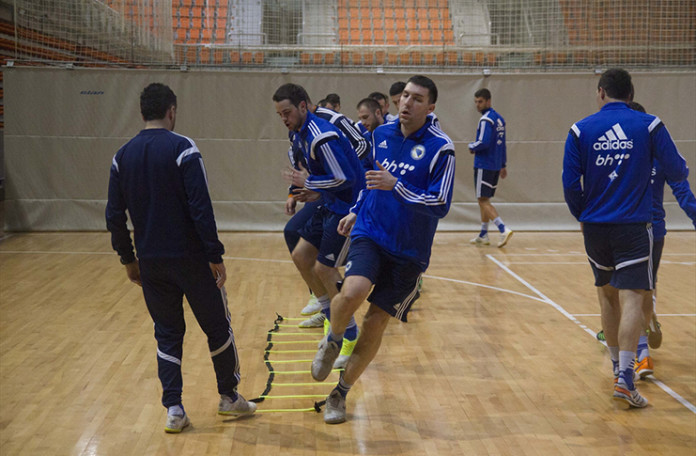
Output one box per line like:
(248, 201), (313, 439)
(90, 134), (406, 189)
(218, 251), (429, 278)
(648, 313), (662, 349)
(301, 294), (321, 316)
(498, 228), (513, 248)
(470, 235), (490, 245)
(634, 356), (654, 379)
(164, 406), (190, 433)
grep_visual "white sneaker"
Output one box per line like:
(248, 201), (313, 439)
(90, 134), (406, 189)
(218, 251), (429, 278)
(497, 228), (513, 248)
(470, 235), (490, 245)
(300, 294), (321, 315)
(324, 389), (347, 424)
(298, 312), (326, 328)
(218, 393), (257, 416)
(312, 336), (341, 381)
(164, 406), (190, 433)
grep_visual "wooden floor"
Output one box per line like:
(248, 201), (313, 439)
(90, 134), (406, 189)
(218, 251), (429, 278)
(0, 232), (694, 455)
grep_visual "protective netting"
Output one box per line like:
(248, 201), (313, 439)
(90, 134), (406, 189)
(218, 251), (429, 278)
(0, 0), (694, 70)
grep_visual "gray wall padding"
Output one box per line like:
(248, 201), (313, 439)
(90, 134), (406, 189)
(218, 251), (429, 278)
(3, 67), (695, 231)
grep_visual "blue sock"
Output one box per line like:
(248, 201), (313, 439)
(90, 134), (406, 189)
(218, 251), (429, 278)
(493, 217), (505, 233)
(637, 335), (649, 361)
(344, 316), (358, 341)
(479, 222), (488, 237)
(335, 373), (352, 398)
(327, 330), (343, 349)
(618, 350), (636, 389)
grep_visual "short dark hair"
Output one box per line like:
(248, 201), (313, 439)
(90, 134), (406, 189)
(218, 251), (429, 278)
(368, 92), (388, 103)
(317, 98), (329, 107)
(627, 101), (646, 113)
(272, 83), (310, 107)
(474, 88), (491, 100)
(598, 68), (633, 101)
(356, 97), (382, 113)
(407, 75), (438, 104)
(389, 81), (406, 96)
(140, 83), (176, 121)
(325, 93), (340, 105)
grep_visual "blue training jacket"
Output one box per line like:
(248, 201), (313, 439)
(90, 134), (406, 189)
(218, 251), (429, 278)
(651, 159), (696, 240)
(106, 128), (224, 264)
(468, 107), (506, 171)
(350, 118), (456, 270)
(296, 111), (366, 215)
(563, 102), (689, 223)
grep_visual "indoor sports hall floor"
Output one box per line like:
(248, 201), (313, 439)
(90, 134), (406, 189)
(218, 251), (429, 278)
(0, 231), (694, 455)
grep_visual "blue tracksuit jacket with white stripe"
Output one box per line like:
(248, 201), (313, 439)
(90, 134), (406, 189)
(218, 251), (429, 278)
(106, 128), (224, 264)
(468, 107), (506, 170)
(563, 102), (689, 223)
(296, 111), (365, 215)
(350, 118), (456, 270)
(314, 107), (369, 161)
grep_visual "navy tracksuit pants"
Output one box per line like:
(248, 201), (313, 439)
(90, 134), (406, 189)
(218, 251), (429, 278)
(139, 257), (240, 408)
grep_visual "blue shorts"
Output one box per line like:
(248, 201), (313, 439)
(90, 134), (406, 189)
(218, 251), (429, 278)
(474, 168), (500, 198)
(298, 205), (350, 267)
(583, 222), (654, 290)
(344, 236), (422, 322)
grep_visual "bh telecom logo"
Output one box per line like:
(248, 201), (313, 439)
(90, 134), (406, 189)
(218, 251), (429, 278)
(380, 158), (416, 176)
(594, 123), (633, 166)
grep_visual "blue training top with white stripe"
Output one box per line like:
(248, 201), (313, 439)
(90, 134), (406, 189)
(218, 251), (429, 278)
(563, 102), (689, 224)
(106, 128), (224, 264)
(296, 110), (366, 215)
(350, 117), (456, 270)
(468, 107), (506, 171)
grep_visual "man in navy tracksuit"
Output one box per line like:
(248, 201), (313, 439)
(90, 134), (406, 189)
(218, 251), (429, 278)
(562, 69), (688, 408)
(106, 83), (255, 433)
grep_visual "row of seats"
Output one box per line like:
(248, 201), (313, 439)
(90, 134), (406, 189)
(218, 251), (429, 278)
(336, 1), (455, 46)
(559, 0), (693, 46)
(171, 0), (228, 44)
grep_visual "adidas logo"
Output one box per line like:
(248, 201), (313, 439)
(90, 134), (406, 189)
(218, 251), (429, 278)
(593, 123), (634, 151)
(325, 253), (335, 261)
(378, 140), (388, 149)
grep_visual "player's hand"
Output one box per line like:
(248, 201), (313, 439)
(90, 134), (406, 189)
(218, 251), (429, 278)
(283, 162), (310, 188)
(209, 261), (226, 289)
(285, 196), (296, 215)
(365, 161), (397, 190)
(500, 168), (507, 179)
(338, 213), (357, 236)
(125, 261), (141, 286)
(292, 188), (320, 202)
(469, 147), (475, 154)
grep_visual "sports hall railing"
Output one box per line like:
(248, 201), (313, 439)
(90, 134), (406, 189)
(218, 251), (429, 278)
(0, 0), (694, 71)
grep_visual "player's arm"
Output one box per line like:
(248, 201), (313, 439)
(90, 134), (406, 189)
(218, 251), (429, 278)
(178, 143), (225, 264)
(468, 118), (493, 153)
(668, 178), (696, 229)
(651, 121), (688, 183)
(562, 126), (584, 220)
(337, 116), (369, 160)
(304, 134), (356, 193)
(105, 154), (136, 265)
(389, 146), (456, 218)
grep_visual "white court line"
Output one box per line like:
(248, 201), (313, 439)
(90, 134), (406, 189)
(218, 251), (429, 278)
(574, 313), (696, 317)
(486, 253), (696, 414)
(422, 275), (548, 304)
(495, 253), (695, 257)
(505, 261), (695, 265)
